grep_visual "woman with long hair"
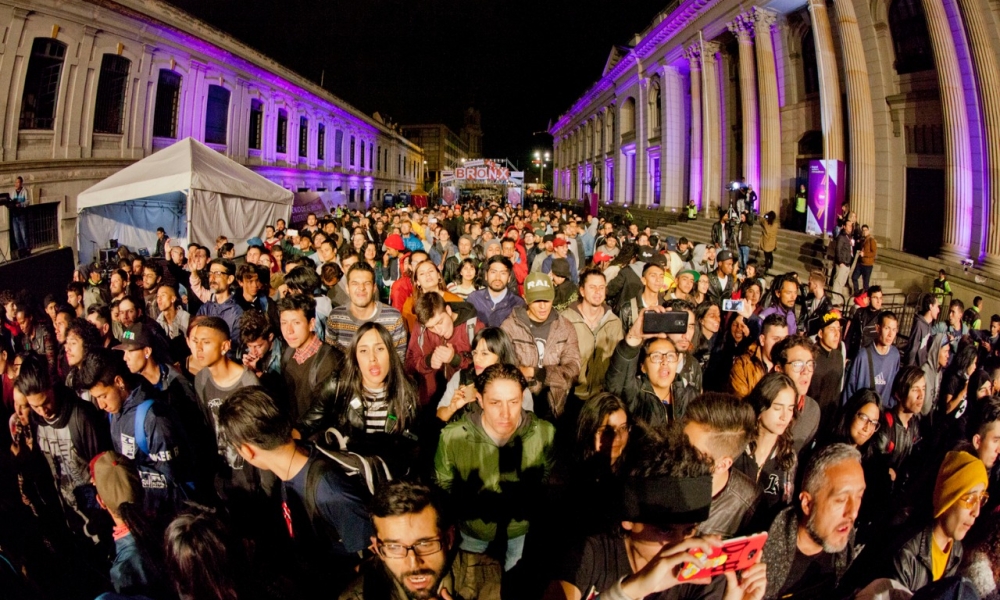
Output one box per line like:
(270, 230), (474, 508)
(733, 372), (799, 521)
(436, 327), (532, 422)
(703, 312), (757, 392)
(691, 302), (722, 371)
(829, 389), (882, 458)
(447, 258), (480, 300)
(401, 260), (462, 332)
(165, 506), (251, 600)
(304, 322), (418, 471)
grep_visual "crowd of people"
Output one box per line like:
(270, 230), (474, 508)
(1, 198), (999, 600)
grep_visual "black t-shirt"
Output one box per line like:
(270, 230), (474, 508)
(557, 533), (725, 599)
(776, 549), (835, 598)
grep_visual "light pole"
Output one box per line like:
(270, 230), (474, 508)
(534, 150), (550, 187)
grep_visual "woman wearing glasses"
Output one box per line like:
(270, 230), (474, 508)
(829, 389), (886, 545)
(604, 307), (695, 428)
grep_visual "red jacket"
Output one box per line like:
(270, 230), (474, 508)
(511, 240), (529, 295)
(390, 276), (413, 311)
(404, 303), (483, 406)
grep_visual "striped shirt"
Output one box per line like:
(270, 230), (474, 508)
(359, 387), (390, 434)
(324, 301), (408, 360)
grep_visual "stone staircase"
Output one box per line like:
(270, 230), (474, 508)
(651, 216), (904, 297)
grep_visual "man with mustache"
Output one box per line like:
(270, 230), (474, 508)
(762, 443), (866, 599)
(340, 480), (502, 599)
(887, 450), (989, 592)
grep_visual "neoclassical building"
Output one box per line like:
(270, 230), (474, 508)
(550, 0), (1000, 268)
(0, 0), (423, 257)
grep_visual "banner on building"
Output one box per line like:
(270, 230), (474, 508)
(806, 160), (846, 237)
(442, 159), (524, 184)
(291, 191), (338, 227)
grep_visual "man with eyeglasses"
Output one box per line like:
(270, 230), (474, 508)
(196, 258), (244, 352)
(842, 310), (900, 408)
(467, 256), (526, 328)
(216, 385), (374, 595)
(772, 334), (822, 452)
(326, 262), (408, 360)
(606, 306), (697, 427)
(341, 480), (502, 599)
(887, 450), (988, 592)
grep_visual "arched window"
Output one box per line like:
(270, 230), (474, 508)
(20, 38), (67, 130)
(153, 69), (181, 138)
(93, 54), (131, 134)
(648, 79), (661, 134)
(621, 97), (636, 135)
(889, 0), (934, 74)
(801, 30), (820, 96)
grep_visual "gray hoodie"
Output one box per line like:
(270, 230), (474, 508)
(921, 333), (948, 417)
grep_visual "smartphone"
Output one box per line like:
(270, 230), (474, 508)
(722, 299), (745, 313)
(286, 228), (299, 238)
(642, 311), (690, 335)
(677, 532), (768, 582)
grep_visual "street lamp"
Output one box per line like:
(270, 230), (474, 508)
(534, 151), (550, 186)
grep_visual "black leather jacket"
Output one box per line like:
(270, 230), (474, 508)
(888, 523), (962, 592)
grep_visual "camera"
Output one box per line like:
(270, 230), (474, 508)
(961, 258), (974, 271)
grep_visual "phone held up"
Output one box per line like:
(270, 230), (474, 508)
(677, 532), (768, 582)
(642, 311), (690, 335)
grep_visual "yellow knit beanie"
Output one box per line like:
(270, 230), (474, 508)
(933, 451), (989, 518)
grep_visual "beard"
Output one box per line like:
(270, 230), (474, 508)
(393, 567), (443, 600)
(805, 511), (851, 553)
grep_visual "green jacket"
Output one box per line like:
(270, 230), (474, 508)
(434, 411), (556, 542)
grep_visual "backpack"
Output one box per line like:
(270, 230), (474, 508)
(312, 427), (393, 498)
(110, 399), (155, 455)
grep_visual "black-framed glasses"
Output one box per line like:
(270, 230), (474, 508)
(647, 351), (679, 365)
(376, 538), (443, 559)
(598, 423), (631, 439)
(854, 412), (880, 432)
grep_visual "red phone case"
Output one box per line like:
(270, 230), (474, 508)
(677, 532), (768, 582)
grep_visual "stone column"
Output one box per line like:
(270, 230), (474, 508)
(728, 13), (760, 193)
(807, 0), (844, 160)
(703, 41), (723, 215)
(684, 44), (703, 209)
(754, 8), (782, 216)
(662, 67), (687, 210)
(954, 0), (1000, 267)
(635, 80), (650, 207)
(920, 0), (973, 260)
(832, 0), (877, 230)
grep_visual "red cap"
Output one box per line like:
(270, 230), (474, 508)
(593, 251), (613, 263)
(552, 238), (567, 248)
(385, 234), (405, 251)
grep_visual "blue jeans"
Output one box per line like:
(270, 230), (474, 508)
(852, 264), (872, 292)
(739, 245), (750, 272)
(11, 213), (27, 252)
(460, 532), (526, 571)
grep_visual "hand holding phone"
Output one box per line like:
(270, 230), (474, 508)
(677, 532), (767, 582)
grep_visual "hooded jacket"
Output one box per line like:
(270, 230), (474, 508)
(405, 301), (482, 406)
(921, 333), (948, 418)
(110, 384), (197, 513)
(561, 302), (624, 401)
(501, 306), (580, 418)
(33, 386), (112, 539)
(434, 410), (555, 542)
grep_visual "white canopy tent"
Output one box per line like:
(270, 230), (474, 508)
(76, 137), (292, 263)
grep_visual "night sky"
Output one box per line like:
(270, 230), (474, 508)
(164, 0), (669, 167)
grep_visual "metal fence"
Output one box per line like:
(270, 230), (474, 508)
(6, 203), (59, 256)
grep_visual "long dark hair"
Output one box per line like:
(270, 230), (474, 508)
(165, 507), (247, 600)
(342, 322), (417, 431)
(460, 327), (517, 385)
(832, 389), (882, 457)
(746, 372), (798, 471)
(576, 393), (631, 466)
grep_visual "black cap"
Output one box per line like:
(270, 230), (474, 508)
(113, 323), (155, 351)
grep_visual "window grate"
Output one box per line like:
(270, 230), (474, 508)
(152, 70), (181, 138)
(204, 85), (230, 145)
(19, 38), (67, 130)
(93, 54), (131, 134)
(248, 100), (263, 150)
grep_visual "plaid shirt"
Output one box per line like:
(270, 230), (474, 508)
(292, 334), (322, 365)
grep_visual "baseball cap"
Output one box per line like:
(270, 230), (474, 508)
(636, 245), (656, 263)
(820, 309), (844, 328)
(542, 234), (556, 244)
(114, 323), (155, 351)
(524, 272), (555, 303)
(552, 238), (568, 248)
(551, 258), (572, 279)
(717, 250), (734, 263)
(384, 234), (405, 252)
(676, 269), (701, 282)
(593, 251), (613, 264)
(89, 451), (142, 516)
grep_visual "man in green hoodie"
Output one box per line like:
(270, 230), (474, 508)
(434, 363), (555, 572)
